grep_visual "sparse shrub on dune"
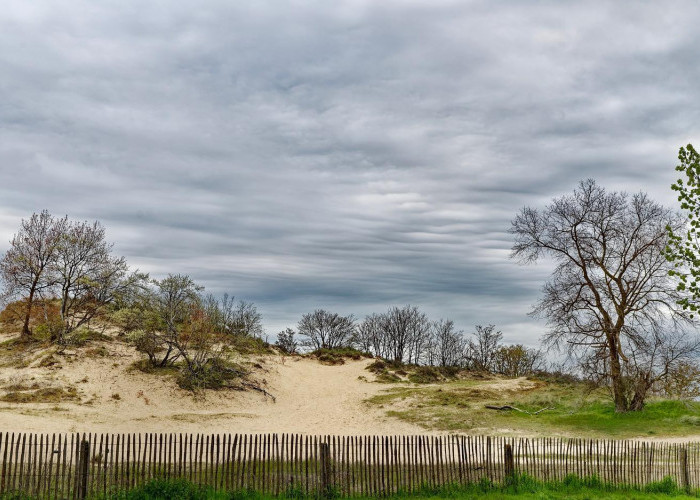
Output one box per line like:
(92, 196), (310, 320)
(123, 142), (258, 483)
(310, 347), (373, 365)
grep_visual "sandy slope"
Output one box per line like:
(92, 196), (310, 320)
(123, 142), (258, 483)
(0, 341), (425, 435)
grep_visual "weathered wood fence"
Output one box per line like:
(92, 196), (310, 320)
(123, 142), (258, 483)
(0, 433), (698, 498)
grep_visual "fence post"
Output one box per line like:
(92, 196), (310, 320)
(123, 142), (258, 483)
(75, 439), (90, 500)
(680, 446), (690, 494)
(504, 444), (514, 482)
(319, 441), (332, 498)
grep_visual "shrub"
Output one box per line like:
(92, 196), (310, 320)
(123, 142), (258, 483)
(176, 359), (248, 391)
(311, 347), (372, 365)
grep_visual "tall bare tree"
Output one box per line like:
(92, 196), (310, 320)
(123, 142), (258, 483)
(0, 211), (67, 339)
(429, 319), (466, 367)
(379, 305), (430, 364)
(354, 313), (385, 356)
(511, 179), (695, 412)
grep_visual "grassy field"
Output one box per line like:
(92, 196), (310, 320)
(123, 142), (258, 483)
(76, 476), (698, 499)
(366, 371), (700, 438)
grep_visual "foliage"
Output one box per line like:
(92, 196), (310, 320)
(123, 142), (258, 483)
(668, 143), (700, 313)
(95, 474), (693, 500)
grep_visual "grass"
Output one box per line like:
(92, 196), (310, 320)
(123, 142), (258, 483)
(366, 375), (700, 438)
(84, 475), (698, 499)
(366, 360), (464, 384)
(0, 386), (79, 403)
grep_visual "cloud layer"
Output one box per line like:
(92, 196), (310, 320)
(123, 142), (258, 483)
(1, 1), (699, 343)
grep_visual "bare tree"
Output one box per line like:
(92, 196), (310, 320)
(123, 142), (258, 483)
(379, 305), (430, 364)
(430, 319), (466, 367)
(354, 313), (386, 357)
(493, 344), (544, 377)
(298, 309), (355, 350)
(466, 324), (503, 372)
(50, 220), (143, 341)
(275, 328), (298, 354)
(0, 211), (67, 339)
(511, 179), (695, 411)
(231, 300), (264, 337)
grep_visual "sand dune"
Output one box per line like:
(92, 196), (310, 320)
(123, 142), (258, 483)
(0, 341), (425, 435)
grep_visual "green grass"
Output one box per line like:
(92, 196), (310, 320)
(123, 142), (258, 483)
(84, 475), (698, 499)
(366, 376), (700, 438)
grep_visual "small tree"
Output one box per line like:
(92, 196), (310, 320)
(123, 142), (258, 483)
(466, 325), (503, 372)
(298, 309), (355, 350)
(354, 313), (385, 357)
(51, 220), (143, 342)
(378, 305), (430, 364)
(131, 274), (203, 367)
(275, 328), (298, 354)
(493, 344), (544, 377)
(230, 300), (264, 337)
(429, 319), (466, 367)
(0, 211), (67, 339)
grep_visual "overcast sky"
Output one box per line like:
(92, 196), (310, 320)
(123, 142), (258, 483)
(1, 1), (699, 345)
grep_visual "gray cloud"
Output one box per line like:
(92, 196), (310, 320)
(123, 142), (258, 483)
(1, 1), (699, 345)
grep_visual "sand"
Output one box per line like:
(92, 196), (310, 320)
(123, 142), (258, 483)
(0, 340), (426, 435)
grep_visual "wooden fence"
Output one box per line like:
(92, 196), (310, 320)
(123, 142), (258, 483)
(0, 433), (698, 498)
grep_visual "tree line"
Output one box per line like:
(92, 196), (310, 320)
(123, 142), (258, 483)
(276, 308), (544, 377)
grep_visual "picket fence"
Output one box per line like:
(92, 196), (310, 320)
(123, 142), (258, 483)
(0, 432), (697, 498)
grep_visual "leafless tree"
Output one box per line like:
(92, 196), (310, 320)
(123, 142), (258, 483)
(379, 305), (431, 364)
(511, 179), (696, 411)
(492, 344), (544, 377)
(50, 220), (143, 341)
(354, 313), (386, 356)
(230, 300), (264, 337)
(298, 309), (355, 350)
(466, 324), (503, 372)
(0, 211), (67, 339)
(428, 319), (467, 367)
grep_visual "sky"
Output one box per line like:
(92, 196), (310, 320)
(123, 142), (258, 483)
(1, 1), (699, 346)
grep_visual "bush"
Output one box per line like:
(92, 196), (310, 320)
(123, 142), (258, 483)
(645, 476), (680, 494)
(176, 359), (248, 391)
(311, 347), (372, 365)
(408, 366), (444, 384)
(64, 327), (112, 346)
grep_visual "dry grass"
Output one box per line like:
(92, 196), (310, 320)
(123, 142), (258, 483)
(0, 386), (79, 403)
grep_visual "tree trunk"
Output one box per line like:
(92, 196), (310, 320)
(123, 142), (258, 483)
(607, 334), (629, 412)
(629, 378), (650, 411)
(21, 286), (36, 339)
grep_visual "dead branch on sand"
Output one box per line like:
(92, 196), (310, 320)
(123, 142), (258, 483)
(484, 404), (554, 415)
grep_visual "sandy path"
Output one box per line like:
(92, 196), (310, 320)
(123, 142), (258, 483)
(0, 347), (425, 435)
